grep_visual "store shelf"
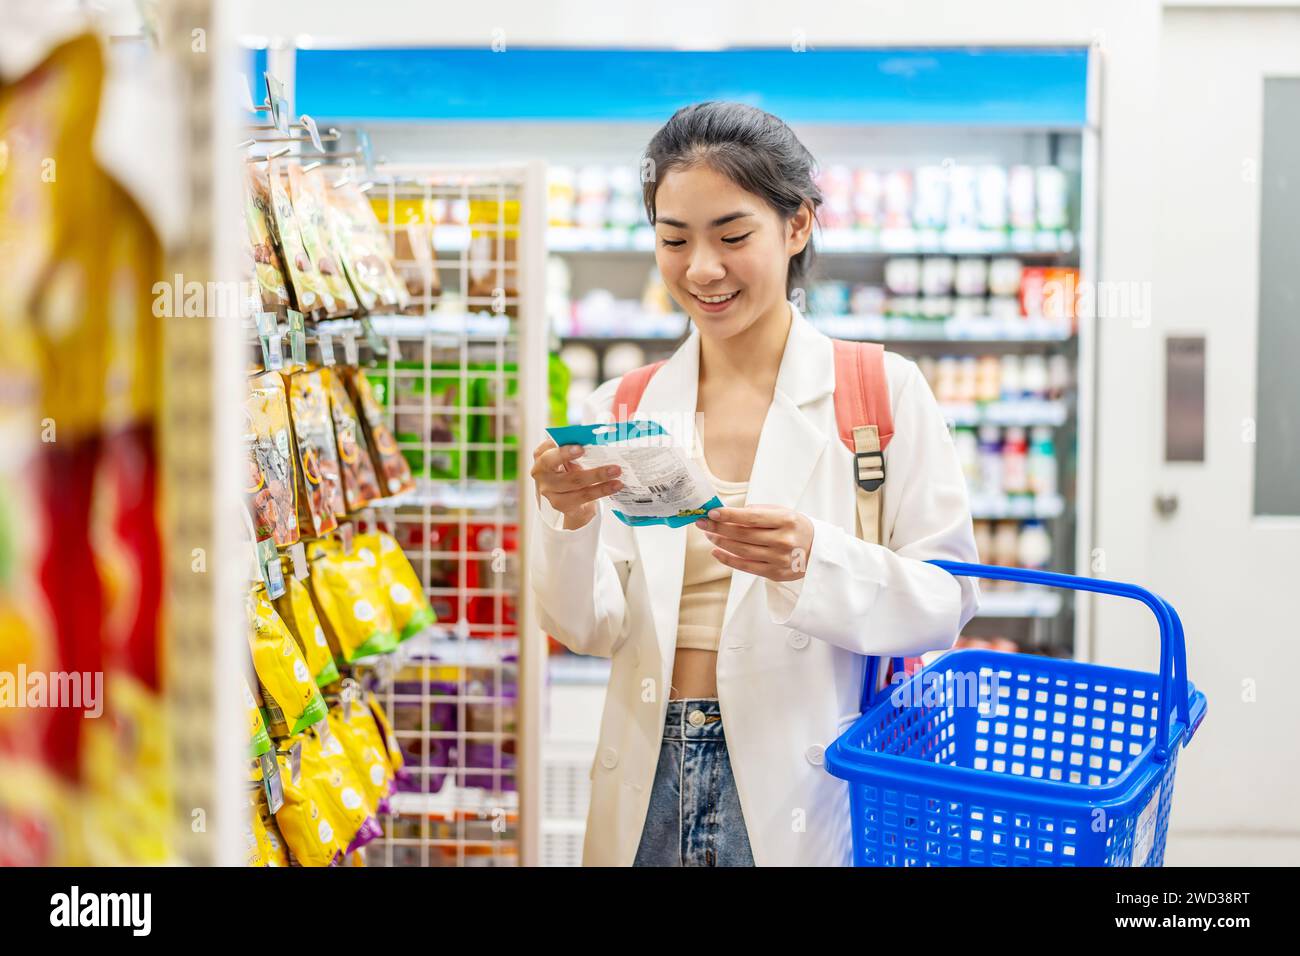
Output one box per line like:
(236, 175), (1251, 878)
(387, 788), (520, 817)
(809, 314), (1074, 343)
(548, 654), (613, 685)
(973, 589), (1064, 618)
(368, 311), (514, 339)
(556, 314), (1074, 344)
(546, 226), (1077, 256)
(369, 477), (518, 512)
(968, 492), (1065, 519)
(938, 399), (1069, 427)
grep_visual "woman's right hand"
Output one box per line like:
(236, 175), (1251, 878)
(530, 439), (624, 530)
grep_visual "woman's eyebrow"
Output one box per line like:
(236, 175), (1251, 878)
(656, 211), (755, 229)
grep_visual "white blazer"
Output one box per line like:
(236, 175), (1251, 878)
(530, 301), (982, 866)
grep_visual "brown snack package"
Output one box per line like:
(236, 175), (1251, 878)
(391, 220), (439, 313)
(341, 367), (414, 497)
(267, 155), (335, 320)
(284, 368), (347, 536)
(328, 181), (409, 312)
(243, 165), (292, 315)
(243, 371), (300, 547)
(323, 367), (382, 510)
(288, 163), (358, 318)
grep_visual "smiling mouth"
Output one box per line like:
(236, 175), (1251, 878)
(692, 291), (740, 304)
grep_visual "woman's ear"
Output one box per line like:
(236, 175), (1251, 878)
(786, 201), (815, 257)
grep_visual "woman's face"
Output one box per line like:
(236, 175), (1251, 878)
(652, 163), (812, 340)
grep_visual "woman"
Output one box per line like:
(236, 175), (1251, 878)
(530, 101), (981, 866)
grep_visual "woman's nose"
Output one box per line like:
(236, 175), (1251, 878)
(686, 247), (725, 285)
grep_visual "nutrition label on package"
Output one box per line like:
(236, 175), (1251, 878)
(578, 443), (715, 519)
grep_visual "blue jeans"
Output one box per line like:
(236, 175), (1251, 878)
(633, 698), (755, 867)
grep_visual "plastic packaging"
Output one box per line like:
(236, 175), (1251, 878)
(243, 371), (299, 547)
(284, 368), (346, 536)
(306, 540), (398, 662)
(246, 589), (328, 736)
(355, 530), (436, 641)
(546, 421), (722, 528)
(272, 573), (341, 688)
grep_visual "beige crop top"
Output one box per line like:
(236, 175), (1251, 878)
(676, 445), (748, 653)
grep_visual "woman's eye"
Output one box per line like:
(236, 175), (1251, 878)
(660, 238), (686, 248)
(722, 232), (753, 245)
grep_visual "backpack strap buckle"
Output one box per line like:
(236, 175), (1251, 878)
(853, 425), (885, 493)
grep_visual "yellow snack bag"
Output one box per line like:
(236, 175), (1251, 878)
(273, 572), (341, 688)
(246, 788), (270, 867)
(327, 706), (391, 813)
(245, 678), (273, 759)
(305, 540), (398, 662)
(367, 691), (405, 772)
(355, 531), (436, 641)
(300, 726), (377, 853)
(259, 796), (291, 867)
(247, 589), (329, 735)
(273, 747), (343, 867)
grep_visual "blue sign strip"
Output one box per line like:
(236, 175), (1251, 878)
(292, 46), (1088, 127)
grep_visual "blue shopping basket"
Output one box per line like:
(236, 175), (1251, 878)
(825, 561), (1207, 867)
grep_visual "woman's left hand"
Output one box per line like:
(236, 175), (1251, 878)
(695, 506), (815, 582)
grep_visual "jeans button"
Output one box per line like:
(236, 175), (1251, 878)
(688, 709), (706, 727)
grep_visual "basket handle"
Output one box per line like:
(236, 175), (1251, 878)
(861, 561), (1194, 763)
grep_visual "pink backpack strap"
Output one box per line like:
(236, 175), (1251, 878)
(611, 360), (667, 422)
(831, 339), (893, 455)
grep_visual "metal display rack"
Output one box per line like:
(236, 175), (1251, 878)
(345, 162), (547, 867)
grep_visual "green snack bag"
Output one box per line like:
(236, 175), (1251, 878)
(469, 362), (518, 481)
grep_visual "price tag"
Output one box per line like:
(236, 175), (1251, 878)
(318, 331), (336, 367)
(337, 521), (354, 555)
(288, 740), (302, 785)
(257, 539), (286, 599)
(315, 717), (332, 750)
(260, 751), (284, 813)
(342, 331), (359, 366)
(264, 73), (290, 135)
(361, 315), (388, 358)
(256, 312), (282, 370)
(299, 114), (324, 153)
(287, 309), (306, 368)
(289, 541), (308, 580)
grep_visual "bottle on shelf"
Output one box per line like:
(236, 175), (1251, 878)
(1001, 426), (1029, 495)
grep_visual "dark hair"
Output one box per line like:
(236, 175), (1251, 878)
(641, 101), (823, 298)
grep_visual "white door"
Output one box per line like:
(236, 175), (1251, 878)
(1102, 3), (1300, 865)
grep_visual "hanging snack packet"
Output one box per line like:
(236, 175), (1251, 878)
(341, 367), (415, 497)
(245, 677), (273, 759)
(243, 165), (292, 315)
(243, 371), (299, 547)
(272, 573), (341, 688)
(324, 368), (382, 510)
(329, 181), (408, 311)
(247, 589), (329, 735)
(273, 746), (344, 867)
(469, 363), (519, 480)
(306, 540), (398, 662)
(366, 691), (406, 773)
(301, 724), (379, 853)
(267, 156), (334, 320)
(326, 708), (390, 814)
(259, 799), (290, 867)
(284, 368), (346, 535)
(288, 163), (358, 317)
(355, 530), (435, 641)
(246, 787), (271, 866)
(545, 420), (722, 528)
